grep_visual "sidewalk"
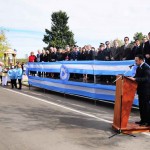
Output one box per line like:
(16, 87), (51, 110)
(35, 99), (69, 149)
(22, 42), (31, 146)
(22, 75), (28, 86)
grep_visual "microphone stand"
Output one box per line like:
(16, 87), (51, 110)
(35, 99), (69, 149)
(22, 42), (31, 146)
(109, 67), (136, 138)
(112, 67), (132, 83)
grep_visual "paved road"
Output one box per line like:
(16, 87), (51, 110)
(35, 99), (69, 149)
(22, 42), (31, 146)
(0, 85), (150, 150)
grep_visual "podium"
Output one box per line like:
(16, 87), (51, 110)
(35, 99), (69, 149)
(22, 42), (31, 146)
(112, 75), (150, 134)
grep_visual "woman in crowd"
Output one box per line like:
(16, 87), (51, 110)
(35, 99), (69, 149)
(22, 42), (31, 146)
(8, 66), (17, 89)
(17, 64), (23, 90)
(28, 51), (37, 76)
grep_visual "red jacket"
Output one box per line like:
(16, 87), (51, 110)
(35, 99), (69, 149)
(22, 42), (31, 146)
(29, 55), (36, 62)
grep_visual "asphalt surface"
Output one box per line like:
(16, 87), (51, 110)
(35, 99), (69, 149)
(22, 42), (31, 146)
(0, 85), (150, 150)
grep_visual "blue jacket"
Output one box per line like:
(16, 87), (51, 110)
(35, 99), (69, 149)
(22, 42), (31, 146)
(17, 68), (23, 79)
(8, 68), (18, 79)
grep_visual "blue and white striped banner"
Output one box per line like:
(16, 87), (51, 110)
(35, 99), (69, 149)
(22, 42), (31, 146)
(27, 60), (138, 106)
(28, 76), (138, 106)
(27, 60), (135, 75)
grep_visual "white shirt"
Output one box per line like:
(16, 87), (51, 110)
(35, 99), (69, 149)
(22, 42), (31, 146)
(140, 62), (145, 68)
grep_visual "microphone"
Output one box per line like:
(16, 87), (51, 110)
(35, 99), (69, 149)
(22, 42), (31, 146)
(129, 64), (135, 68)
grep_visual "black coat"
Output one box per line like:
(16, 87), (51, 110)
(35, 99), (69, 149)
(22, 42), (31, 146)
(50, 52), (57, 62)
(143, 41), (150, 65)
(96, 50), (106, 61)
(134, 63), (150, 95)
(45, 54), (51, 62)
(130, 46), (142, 59)
(57, 52), (64, 61)
(140, 43), (146, 56)
(78, 52), (87, 60)
(85, 50), (95, 60)
(120, 44), (132, 60)
(70, 51), (80, 60)
(40, 54), (47, 62)
(110, 47), (121, 60)
(103, 48), (111, 60)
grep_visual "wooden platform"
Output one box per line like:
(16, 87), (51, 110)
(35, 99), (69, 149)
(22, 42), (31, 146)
(112, 122), (150, 134)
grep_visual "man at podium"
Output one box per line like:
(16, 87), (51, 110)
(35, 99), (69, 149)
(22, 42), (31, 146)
(128, 54), (150, 126)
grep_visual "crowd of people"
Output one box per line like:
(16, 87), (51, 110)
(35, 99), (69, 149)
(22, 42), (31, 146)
(0, 62), (25, 89)
(29, 33), (150, 65)
(28, 33), (150, 83)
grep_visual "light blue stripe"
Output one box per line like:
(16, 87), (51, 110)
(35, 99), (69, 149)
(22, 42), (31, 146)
(27, 60), (134, 75)
(28, 77), (138, 106)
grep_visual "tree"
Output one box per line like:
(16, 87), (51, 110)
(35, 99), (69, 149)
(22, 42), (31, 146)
(43, 11), (76, 49)
(133, 32), (145, 43)
(0, 30), (10, 60)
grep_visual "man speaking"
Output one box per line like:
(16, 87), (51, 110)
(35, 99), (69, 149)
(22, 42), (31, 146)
(128, 54), (150, 126)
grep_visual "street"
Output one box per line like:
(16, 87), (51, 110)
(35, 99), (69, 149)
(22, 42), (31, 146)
(0, 85), (150, 150)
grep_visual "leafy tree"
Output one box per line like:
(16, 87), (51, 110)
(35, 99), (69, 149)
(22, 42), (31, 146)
(43, 11), (76, 49)
(0, 30), (10, 60)
(133, 32), (145, 43)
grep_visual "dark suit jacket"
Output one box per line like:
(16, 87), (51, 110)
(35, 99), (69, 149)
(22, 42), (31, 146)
(140, 43), (146, 55)
(77, 52), (86, 60)
(143, 41), (150, 65)
(50, 52), (57, 62)
(70, 51), (80, 60)
(103, 48), (111, 60)
(110, 47), (121, 60)
(120, 44), (133, 60)
(130, 46), (142, 59)
(96, 50), (107, 60)
(134, 63), (150, 95)
(85, 50), (95, 60)
(40, 54), (46, 62)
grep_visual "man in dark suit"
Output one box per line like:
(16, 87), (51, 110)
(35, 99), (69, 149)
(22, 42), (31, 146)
(140, 36), (148, 56)
(120, 37), (133, 60)
(130, 39), (142, 59)
(85, 45), (95, 60)
(70, 46), (80, 61)
(143, 32), (150, 65)
(103, 41), (111, 60)
(110, 40), (121, 61)
(96, 43), (106, 60)
(128, 54), (150, 126)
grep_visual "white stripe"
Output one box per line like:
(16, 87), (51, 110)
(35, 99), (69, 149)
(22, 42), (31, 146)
(28, 64), (61, 69)
(27, 64), (130, 71)
(3, 88), (112, 123)
(29, 78), (115, 95)
(2, 88), (150, 136)
(66, 64), (129, 71)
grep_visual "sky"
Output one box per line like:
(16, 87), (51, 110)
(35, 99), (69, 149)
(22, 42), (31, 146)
(0, 0), (150, 58)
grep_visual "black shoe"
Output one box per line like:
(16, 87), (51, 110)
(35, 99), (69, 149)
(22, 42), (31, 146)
(145, 123), (150, 127)
(135, 121), (143, 124)
(139, 122), (147, 126)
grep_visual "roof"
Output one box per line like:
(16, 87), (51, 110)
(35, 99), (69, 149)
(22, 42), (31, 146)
(4, 49), (16, 54)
